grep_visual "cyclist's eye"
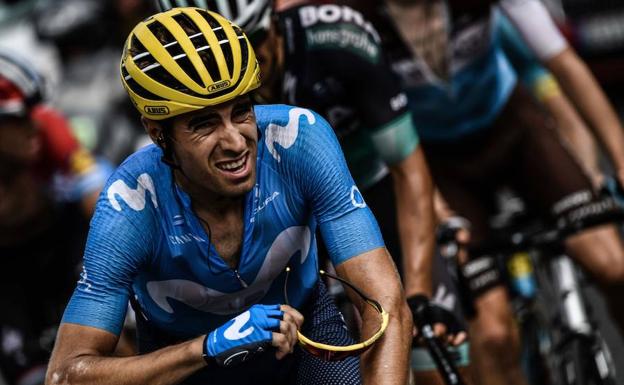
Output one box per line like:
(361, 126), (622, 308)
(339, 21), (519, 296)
(232, 103), (253, 122)
(189, 117), (218, 133)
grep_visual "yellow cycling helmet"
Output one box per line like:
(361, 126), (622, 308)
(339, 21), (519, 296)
(120, 7), (261, 120)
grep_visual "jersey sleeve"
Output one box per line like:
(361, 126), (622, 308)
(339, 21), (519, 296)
(499, 0), (568, 61)
(62, 173), (155, 335)
(290, 110), (385, 265)
(497, 11), (563, 101)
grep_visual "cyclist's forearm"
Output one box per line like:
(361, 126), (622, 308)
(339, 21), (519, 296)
(546, 48), (624, 173)
(541, 92), (603, 187)
(360, 300), (412, 385)
(390, 147), (436, 297)
(336, 249), (412, 385)
(47, 335), (206, 385)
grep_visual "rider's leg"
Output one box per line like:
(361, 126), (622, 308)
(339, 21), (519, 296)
(423, 139), (529, 385)
(469, 287), (526, 385)
(564, 228), (624, 332)
(509, 85), (624, 334)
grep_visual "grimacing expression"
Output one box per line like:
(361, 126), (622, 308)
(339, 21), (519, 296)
(169, 97), (258, 198)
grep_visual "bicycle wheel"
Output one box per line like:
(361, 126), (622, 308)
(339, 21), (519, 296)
(556, 338), (589, 385)
(554, 335), (617, 385)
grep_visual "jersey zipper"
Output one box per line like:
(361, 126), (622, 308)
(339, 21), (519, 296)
(234, 269), (249, 288)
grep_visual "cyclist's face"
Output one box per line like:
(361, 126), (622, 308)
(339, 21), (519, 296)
(170, 96), (258, 198)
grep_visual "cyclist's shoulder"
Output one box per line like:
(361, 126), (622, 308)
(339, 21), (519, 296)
(254, 104), (340, 166)
(112, 144), (164, 179)
(95, 144), (166, 220)
(254, 104), (328, 131)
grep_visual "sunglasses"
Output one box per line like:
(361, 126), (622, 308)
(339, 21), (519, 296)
(283, 267), (389, 361)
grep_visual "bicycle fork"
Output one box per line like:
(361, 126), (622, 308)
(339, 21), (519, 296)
(548, 254), (616, 384)
(550, 255), (591, 336)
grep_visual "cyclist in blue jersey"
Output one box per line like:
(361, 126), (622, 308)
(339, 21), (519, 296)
(372, 0), (624, 384)
(45, 7), (412, 385)
(153, 2), (470, 378)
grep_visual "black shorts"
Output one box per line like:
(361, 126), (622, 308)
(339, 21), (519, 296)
(135, 281), (362, 385)
(422, 85), (598, 246)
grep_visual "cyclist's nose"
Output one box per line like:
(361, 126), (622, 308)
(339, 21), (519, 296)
(219, 122), (247, 153)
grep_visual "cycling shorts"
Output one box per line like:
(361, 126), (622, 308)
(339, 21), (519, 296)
(133, 281), (361, 385)
(422, 85), (598, 246)
(411, 342), (470, 371)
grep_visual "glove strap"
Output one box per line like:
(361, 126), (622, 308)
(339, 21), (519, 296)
(202, 335), (219, 368)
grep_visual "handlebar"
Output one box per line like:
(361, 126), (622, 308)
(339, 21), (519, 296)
(411, 311), (466, 385)
(470, 196), (624, 256)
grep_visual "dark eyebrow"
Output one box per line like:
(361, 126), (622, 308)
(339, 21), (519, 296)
(188, 111), (219, 127)
(233, 98), (253, 109)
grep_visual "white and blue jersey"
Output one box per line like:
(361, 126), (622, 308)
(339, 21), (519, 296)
(379, 0), (568, 142)
(62, 104), (384, 339)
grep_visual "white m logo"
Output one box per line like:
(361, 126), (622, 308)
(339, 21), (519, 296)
(265, 108), (315, 162)
(107, 173), (158, 212)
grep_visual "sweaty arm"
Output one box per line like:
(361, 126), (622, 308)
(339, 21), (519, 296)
(335, 40), (437, 298)
(501, 0), (624, 184)
(296, 112), (412, 385)
(384, 137), (435, 298)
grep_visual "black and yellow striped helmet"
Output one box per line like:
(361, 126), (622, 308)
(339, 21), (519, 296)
(120, 7), (261, 120)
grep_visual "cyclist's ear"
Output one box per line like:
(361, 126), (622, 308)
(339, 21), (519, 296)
(141, 116), (167, 149)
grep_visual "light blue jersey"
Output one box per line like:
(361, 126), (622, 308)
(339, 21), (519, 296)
(62, 104), (384, 339)
(387, 5), (517, 142)
(384, 0), (567, 142)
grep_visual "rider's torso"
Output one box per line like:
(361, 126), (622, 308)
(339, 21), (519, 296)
(131, 149), (318, 337)
(66, 105), (365, 339)
(379, 0), (517, 141)
(277, 3), (407, 188)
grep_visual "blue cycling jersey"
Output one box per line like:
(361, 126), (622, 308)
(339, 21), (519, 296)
(62, 104), (384, 339)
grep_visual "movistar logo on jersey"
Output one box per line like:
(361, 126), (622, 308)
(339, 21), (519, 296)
(265, 107), (315, 162)
(299, 5), (380, 43)
(107, 173), (158, 212)
(144, 105), (170, 115)
(208, 80), (231, 93)
(147, 226), (312, 315)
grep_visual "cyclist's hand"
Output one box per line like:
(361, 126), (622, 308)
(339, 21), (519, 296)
(602, 175), (624, 209)
(273, 305), (304, 360)
(438, 216), (471, 264)
(204, 304), (301, 367)
(408, 295), (467, 347)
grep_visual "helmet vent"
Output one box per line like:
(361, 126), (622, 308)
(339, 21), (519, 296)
(197, 9), (229, 41)
(198, 9), (237, 76)
(126, 77), (165, 101)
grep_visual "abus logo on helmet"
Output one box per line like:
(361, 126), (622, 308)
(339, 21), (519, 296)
(144, 105), (170, 115)
(208, 80), (231, 93)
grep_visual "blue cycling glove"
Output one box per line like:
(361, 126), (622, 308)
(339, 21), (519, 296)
(203, 304), (283, 367)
